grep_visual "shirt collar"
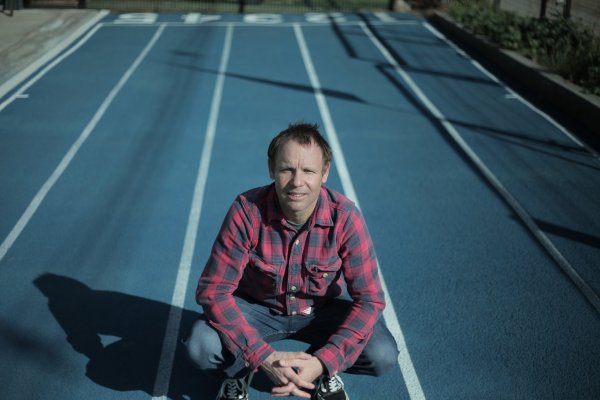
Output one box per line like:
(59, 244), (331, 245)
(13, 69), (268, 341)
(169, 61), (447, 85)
(313, 187), (334, 227)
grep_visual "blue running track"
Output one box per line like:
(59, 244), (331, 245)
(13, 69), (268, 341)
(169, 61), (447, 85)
(1, 12), (599, 400)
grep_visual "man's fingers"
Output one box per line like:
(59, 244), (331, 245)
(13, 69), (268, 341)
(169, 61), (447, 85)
(271, 382), (295, 395)
(286, 370), (316, 390)
(291, 351), (313, 360)
(278, 359), (317, 389)
(296, 352), (313, 359)
(271, 382), (298, 397)
(271, 383), (312, 399)
(277, 351), (312, 361)
(279, 358), (307, 368)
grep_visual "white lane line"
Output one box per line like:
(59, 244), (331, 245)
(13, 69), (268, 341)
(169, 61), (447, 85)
(293, 23), (427, 400)
(374, 12), (398, 23)
(0, 24), (167, 264)
(359, 21), (600, 314)
(0, 11), (109, 110)
(102, 20), (419, 28)
(422, 21), (600, 160)
(151, 24), (234, 400)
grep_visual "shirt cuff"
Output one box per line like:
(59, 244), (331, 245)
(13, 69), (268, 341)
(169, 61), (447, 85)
(313, 346), (343, 377)
(245, 342), (275, 371)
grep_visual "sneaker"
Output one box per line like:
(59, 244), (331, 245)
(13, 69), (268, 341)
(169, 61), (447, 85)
(216, 373), (253, 400)
(312, 374), (349, 400)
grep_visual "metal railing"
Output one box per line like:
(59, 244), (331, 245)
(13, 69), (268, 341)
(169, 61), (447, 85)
(2, 0), (23, 14)
(26, 0), (393, 12)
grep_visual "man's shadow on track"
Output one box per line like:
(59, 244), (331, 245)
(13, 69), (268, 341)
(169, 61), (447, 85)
(33, 273), (220, 400)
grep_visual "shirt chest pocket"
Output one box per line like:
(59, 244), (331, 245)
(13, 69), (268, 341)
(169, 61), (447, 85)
(244, 254), (283, 295)
(304, 258), (342, 295)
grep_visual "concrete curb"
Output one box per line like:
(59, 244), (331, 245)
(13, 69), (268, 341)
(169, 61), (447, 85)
(0, 9), (109, 99)
(427, 11), (600, 138)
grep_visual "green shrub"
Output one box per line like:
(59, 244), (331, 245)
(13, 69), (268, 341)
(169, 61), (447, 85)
(447, 1), (600, 95)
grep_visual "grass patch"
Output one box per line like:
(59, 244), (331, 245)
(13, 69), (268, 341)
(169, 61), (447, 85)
(447, 0), (600, 95)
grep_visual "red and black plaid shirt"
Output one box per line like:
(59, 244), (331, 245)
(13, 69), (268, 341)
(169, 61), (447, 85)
(196, 184), (385, 376)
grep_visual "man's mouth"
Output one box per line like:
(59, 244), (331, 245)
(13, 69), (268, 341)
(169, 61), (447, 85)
(287, 192), (306, 200)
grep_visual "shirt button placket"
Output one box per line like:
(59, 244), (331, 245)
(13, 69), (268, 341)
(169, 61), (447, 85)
(288, 237), (302, 316)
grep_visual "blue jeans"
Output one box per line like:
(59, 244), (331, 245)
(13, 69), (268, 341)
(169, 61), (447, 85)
(185, 295), (398, 379)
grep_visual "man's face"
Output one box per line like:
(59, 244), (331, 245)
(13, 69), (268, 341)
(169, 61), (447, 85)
(269, 139), (330, 224)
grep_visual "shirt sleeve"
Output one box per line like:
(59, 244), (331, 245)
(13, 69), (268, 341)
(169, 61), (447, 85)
(195, 197), (274, 370)
(313, 206), (386, 376)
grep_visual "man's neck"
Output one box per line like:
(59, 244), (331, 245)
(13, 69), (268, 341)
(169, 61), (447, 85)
(286, 219), (306, 229)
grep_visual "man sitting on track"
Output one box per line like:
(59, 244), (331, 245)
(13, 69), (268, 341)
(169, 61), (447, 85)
(186, 122), (398, 400)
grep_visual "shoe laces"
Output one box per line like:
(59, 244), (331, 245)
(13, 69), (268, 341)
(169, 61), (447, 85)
(320, 375), (343, 393)
(222, 378), (246, 399)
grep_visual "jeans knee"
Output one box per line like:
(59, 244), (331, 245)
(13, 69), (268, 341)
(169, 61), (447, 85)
(362, 323), (400, 377)
(185, 319), (223, 371)
(370, 344), (399, 377)
(185, 337), (205, 369)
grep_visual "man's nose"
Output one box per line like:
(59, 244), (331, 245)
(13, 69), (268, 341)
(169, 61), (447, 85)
(291, 171), (303, 186)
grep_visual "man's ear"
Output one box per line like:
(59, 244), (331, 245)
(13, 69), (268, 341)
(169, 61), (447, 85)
(268, 159), (275, 180)
(322, 162), (331, 183)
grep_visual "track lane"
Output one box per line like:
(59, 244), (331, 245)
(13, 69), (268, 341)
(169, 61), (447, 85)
(0, 23), (228, 400)
(0, 26), (160, 243)
(371, 20), (600, 299)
